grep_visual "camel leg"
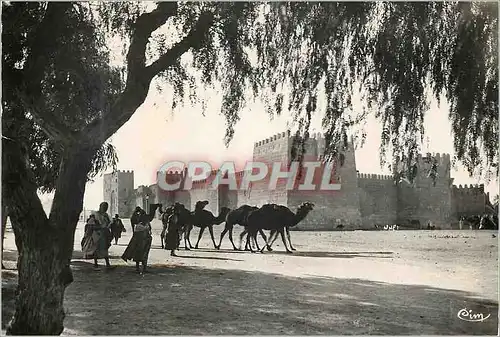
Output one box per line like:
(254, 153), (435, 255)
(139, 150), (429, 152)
(286, 227), (296, 251)
(183, 227), (191, 251)
(194, 226), (205, 249)
(253, 232), (261, 251)
(245, 231), (255, 253)
(186, 225), (194, 249)
(258, 230), (270, 253)
(249, 231), (257, 253)
(255, 229), (271, 252)
(278, 227), (293, 253)
(260, 229), (273, 251)
(228, 227), (238, 250)
(267, 230), (279, 250)
(239, 229), (249, 250)
(247, 232), (258, 252)
(217, 227), (229, 250)
(208, 226), (217, 249)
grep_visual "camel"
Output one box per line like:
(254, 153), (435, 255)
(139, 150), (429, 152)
(263, 202), (315, 251)
(167, 200), (209, 250)
(187, 203), (231, 249)
(461, 215), (481, 229)
(479, 215), (497, 230)
(246, 202), (315, 254)
(216, 205), (270, 251)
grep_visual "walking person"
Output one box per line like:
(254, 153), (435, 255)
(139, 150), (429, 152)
(130, 206), (142, 232)
(165, 203), (184, 257)
(110, 214), (125, 245)
(81, 202), (114, 271)
(121, 209), (153, 274)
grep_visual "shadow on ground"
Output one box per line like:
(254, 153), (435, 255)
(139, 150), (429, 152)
(3, 261), (497, 335)
(182, 248), (395, 259)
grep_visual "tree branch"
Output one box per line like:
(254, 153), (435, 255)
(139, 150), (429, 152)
(145, 11), (215, 77)
(15, 89), (78, 145)
(2, 136), (49, 239)
(126, 2), (178, 81)
(20, 2), (76, 143)
(83, 5), (215, 145)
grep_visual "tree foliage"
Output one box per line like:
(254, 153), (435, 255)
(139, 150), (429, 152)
(2, 2), (119, 194)
(95, 1), (497, 183)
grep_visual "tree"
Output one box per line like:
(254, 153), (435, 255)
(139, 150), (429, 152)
(1, 2), (119, 266)
(2, 1), (497, 334)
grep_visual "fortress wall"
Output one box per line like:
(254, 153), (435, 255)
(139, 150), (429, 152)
(236, 189), (251, 208)
(189, 187), (212, 212)
(287, 191), (344, 230)
(357, 173), (397, 226)
(206, 189), (219, 214)
(251, 132), (291, 206)
(291, 138), (361, 230)
(112, 133), (478, 228)
(397, 153), (453, 228)
(174, 190), (191, 210)
(221, 188), (238, 210)
(451, 184), (487, 216)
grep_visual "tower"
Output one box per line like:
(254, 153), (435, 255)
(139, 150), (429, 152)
(396, 153), (452, 227)
(103, 170), (134, 217)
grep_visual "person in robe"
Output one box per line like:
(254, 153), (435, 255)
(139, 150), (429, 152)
(165, 203), (185, 257)
(110, 214), (125, 245)
(81, 202), (114, 270)
(121, 209), (153, 273)
(130, 206), (143, 232)
(81, 214), (96, 249)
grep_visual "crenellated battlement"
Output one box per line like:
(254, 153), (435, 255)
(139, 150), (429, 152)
(452, 184), (485, 194)
(254, 131), (291, 147)
(163, 170), (184, 177)
(191, 169), (219, 189)
(417, 152), (451, 165)
(357, 172), (394, 180)
(113, 170), (134, 174)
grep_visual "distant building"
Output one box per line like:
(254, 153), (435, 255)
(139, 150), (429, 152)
(103, 170), (134, 217)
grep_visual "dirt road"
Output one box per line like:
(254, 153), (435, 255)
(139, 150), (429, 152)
(2, 220), (498, 335)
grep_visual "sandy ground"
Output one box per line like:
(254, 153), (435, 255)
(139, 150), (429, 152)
(2, 219), (498, 335)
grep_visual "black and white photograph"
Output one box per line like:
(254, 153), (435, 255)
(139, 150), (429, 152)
(1, 1), (498, 335)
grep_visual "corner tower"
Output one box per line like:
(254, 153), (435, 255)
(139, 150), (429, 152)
(103, 170), (134, 217)
(397, 153), (452, 227)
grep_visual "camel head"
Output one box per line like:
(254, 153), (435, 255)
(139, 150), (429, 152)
(195, 200), (209, 212)
(173, 202), (186, 213)
(297, 202), (315, 215)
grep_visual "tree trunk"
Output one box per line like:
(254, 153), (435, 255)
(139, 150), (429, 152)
(3, 137), (95, 335)
(2, 204), (8, 265)
(6, 228), (72, 335)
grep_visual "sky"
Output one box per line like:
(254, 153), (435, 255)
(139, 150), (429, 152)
(77, 84), (499, 210)
(34, 5), (498, 211)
